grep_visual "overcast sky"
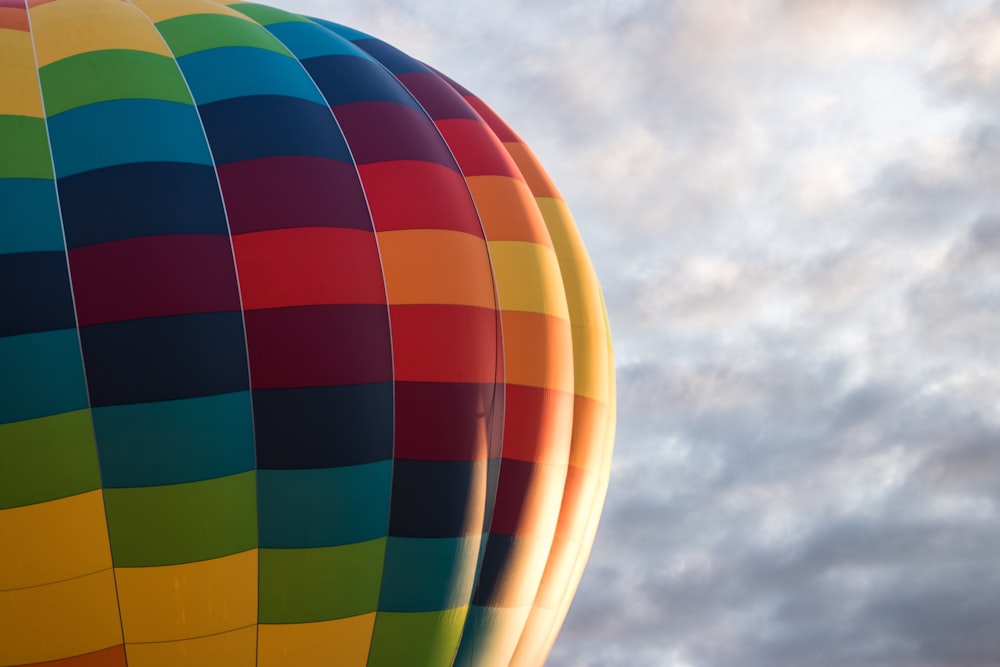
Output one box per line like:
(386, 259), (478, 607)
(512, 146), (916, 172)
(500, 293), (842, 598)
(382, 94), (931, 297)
(275, 2), (999, 665)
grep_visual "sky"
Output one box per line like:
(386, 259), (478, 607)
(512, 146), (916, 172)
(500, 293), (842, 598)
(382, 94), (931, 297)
(276, 1), (1000, 665)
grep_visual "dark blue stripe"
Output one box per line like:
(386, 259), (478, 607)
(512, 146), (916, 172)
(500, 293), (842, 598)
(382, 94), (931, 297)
(58, 162), (229, 248)
(299, 55), (422, 108)
(254, 383), (393, 469)
(198, 95), (352, 164)
(80, 311), (249, 406)
(389, 460), (484, 538)
(352, 38), (433, 76)
(0, 252), (75, 337)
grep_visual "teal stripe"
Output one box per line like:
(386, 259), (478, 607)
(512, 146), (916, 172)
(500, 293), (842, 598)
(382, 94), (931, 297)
(257, 462), (392, 548)
(46, 99), (212, 177)
(177, 46), (326, 105)
(0, 329), (88, 424)
(94, 391), (255, 488)
(265, 21), (369, 60)
(378, 536), (481, 612)
(0, 179), (63, 254)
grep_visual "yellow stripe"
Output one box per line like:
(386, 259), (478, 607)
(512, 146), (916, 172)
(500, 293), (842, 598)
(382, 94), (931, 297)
(0, 490), (112, 591)
(257, 614), (376, 667)
(0, 568), (123, 666)
(489, 240), (569, 320)
(535, 197), (610, 401)
(30, 0), (171, 67)
(125, 625), (257, 667)
(115, 549), (258, 643)
(129, 0), (256, 24)
(0, 30), (43, 117)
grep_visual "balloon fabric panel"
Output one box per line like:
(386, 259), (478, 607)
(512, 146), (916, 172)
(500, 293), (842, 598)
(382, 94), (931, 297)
(0, 1), (615, 666)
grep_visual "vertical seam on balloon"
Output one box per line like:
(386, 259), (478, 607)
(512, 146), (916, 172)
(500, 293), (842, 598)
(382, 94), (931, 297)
(126, 3), (262, 665)
(22, 1), (130, 662)
(344, 34), (510, 667)
(256, 16), (397, 666)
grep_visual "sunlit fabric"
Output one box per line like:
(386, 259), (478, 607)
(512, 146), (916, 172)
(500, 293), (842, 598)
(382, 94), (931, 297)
(0, 1), (614, 666)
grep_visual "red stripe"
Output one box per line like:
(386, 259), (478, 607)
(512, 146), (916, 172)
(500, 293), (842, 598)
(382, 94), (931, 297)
(233, 227), (386, 310)
(19, 645), (127, 667)
(435, 118), (523, 179)
(390, 304), (500, 383)
(217, 156), (372, 234)
(359, 160), (484, 234)
(69, 235), (240, 326)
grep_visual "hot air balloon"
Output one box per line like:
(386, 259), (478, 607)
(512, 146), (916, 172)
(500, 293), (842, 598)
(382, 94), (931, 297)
(0, 1), (614, 665)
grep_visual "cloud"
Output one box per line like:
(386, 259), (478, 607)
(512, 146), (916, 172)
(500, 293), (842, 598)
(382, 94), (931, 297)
(266, 2), (1000, 665)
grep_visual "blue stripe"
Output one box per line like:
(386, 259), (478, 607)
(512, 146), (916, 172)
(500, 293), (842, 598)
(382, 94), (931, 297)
(47, 100), (212, 177)
(80, 311), (249, 407)
(266, 21), (369, 60)
(178, 46), (326, 106)
(94, 391), (256, 488)
(299, 55), (423, 109)
(199, 95), (352, 164)
(0, 329), (88, 424)
(58, 162), (229, 248)
(379, 536), (480, 612)
(0, 251), (75, 337)
(0, 179), (63, 255)
(257, 462), (392, 548)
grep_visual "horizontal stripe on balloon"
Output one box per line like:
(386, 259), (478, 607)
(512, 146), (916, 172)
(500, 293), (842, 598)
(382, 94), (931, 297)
(388, 459), (488, 538)
(389, 304), (500, 384)
(244, 304), (392, 388)
(435, 118), (523, 178)
(0, 410), (100, 509)
(259, 543), (384, 622)
(79, 312), (249, 406)
(397, 71), (483, 121)
(359, 160), (483, 233)
(0, 251), (75, 337)
(257, 463), (392, 548)
(103, 472), (257, 567)
(178, 46), (326, 105)
(153, 12), (288, 59)
(253, 384), (394, 469)
(218, 156), (372, 233)
(198, 95), (352, 164)
(114, 550), (257, 643)
(69, 234), (241, 326)
(265, 20), (372, 60)
(334, 102), (458, 167)
(378, 536), (480, 612)
(233, 227), (386, 309)
(47, 100), (212, 177)
(301, 54), (424, 109)
(392, 381), (499, 461)
(58, 162), (229, 247)
(0, 328), (88, 423)
(93, 392), (255, 488)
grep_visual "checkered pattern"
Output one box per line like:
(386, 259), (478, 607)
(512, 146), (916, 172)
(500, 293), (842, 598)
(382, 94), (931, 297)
(0, 1), (615, 666)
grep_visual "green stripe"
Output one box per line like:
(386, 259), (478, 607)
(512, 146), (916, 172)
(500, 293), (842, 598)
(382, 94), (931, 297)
(0, 115), (52, 179)
(155, 14), (292, 57)
(0, 410), (101, 509)
(103, 471), (257, 566)
(259, 539), (386, 623)
(368, 608), (470, 667)
(39, 50), (192, 116)
(229, 3), (311, 26)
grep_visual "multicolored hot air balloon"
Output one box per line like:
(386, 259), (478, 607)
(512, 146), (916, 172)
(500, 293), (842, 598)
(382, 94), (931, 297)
(0, 1), (615, 665)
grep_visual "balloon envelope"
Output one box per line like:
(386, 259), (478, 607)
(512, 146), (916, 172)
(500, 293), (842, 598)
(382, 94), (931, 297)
(0, 1), (614, 666)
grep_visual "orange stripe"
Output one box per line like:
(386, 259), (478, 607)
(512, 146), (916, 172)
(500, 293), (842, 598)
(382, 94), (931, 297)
(377, 229), (496, 308)
(467, 175), (553, 246)
(0, 7), (29, 30)
(14, 645), (126, 667)
(500, 311), (573, 392)
(503, 142), (560, 198)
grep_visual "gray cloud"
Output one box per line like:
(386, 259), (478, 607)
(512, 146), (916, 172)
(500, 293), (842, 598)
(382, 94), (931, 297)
(273, 1), (999, 665)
